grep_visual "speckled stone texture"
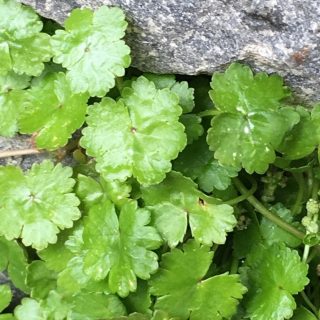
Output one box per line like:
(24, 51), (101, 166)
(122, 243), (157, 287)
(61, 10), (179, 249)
(20, 0), (320, 104)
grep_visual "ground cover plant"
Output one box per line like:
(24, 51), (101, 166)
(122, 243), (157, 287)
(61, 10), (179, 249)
(0, 0), (320, 319)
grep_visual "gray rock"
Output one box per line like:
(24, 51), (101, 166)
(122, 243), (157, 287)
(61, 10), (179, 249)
(20, 0), (320, 104)
(0, 135), (74, 170)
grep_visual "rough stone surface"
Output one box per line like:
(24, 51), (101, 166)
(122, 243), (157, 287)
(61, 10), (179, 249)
(0, 136), (73, 170)
(20, 0), (320, 104)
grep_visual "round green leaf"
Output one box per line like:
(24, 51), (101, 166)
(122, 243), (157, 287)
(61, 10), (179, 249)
(0, 161), (80, 250)
(80, 76), (186, 185)
(19, 72), (88, 150)
(51, 6), (130, 96)
(0, 0), (52, 76)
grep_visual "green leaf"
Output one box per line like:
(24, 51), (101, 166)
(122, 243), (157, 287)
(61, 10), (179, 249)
(243, 243), (309, 320)
(207, 63), (299, 174)
(14, 298), (44, 320)
(41, 223), (100, 295)
(260, 203), (302, 247)
(0, 0), (52, 76)
(170, 81), (195, 113)
(0, 284), (12, 312)
(0, 71), (30, 136)
(19, 72), (88, 150)
(82, 200), (162, 297)
(51, 6), (130, 96)
(144, 74), (200, 143)
(151, 310), (180, 320)
(143, 74), (195, 113)
(0, 237), (29, 292)
(143, 74), (176, 89)
(76, 174), (131, 209)
(148, 203), (187, 248)
(37, 229), (75, 273)
(0, 161), (80, 250)
(15, 291), (126, 320)
(64, 291), (126, 319)
(150, 240), (246, 320)
(175, 137), (238, 192)
(124, 280), (152, 314)
(180, 114), (203, 144)
(75, 174), (103, 209)
(42, 223), (110, 295)
(142, 171), (236, 246)
(0, 314), (16, 320)
(277, 107), (315, 159)
(26, 261), (57, 299)
(291, 307), (318, 320)
(80, 76), (186, 185)
(174, 137), (212, 178)
(278, 106), (320, 160)
(109, 314), (151, 320)
(232, 220), (263, 259)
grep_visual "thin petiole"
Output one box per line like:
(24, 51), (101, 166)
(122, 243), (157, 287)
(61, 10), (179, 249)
(197, 109), (221, 117)
(233, 177), (305, 240)
(225, 178), (257, 205)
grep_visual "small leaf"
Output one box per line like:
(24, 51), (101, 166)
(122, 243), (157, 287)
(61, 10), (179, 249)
(278, 106), (318, 160)
(82, 200), (162, 297)
(143, 74), (176, 90)
(175, 137), (239, 192)
(80, 76), (186, 185)
(0, 71), (30, 136)
(142, 171), (236, 246)
(207, 63), (299, 174)
(0, 0), (52, 76)
(260, 203), (302, 247)
(0, 237), (29, 292)
(51, 6), (130, 96)
(19, 72), (88, 150)
(0, 161), (80, 250)
(124, 280), (152, 314)
(243, 243), (309, 320)
(150, 240), (246, 320)
(180, 114), (203, 144)
(26, 261), (57, 299)
(14, 298), (44, 320)
(291, 307), (318, 320)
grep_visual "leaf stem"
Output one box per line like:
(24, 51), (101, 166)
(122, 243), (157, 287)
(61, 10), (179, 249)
(230, 256), (239, 274)
(302, 245), (310, 262)
(303, 168), (319, 263)
(291, 172), (305, 215)
(233, 177), (305, 240)
(197, 109), (221, 117)
(0, 148), (42, 159)
(300, 291), (320, 319)
(225, 178), (257, 205)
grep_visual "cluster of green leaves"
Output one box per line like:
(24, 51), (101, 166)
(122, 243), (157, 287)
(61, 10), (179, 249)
(1, 1), (320, 320)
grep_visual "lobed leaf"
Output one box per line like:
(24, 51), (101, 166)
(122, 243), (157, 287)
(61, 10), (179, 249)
(0, 0), (52, 76)
(142, 171), (236, 246)
(150, 240), (246, 320)
(19, 72), (88, 150)
(0, 161), (80, 250)
(82, 200), (162, 297)
(80, 76), (187, 185)
(207, 63), (299, 174)
(174, 137), (238, 192)
(243, 243), (309, 320)
(0, 71), (30, 136)
(51, 6), (130, 96)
